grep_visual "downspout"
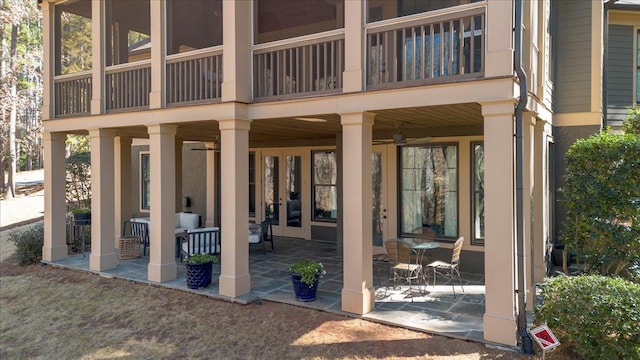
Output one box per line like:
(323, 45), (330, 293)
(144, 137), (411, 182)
(514, 0), (533, 354)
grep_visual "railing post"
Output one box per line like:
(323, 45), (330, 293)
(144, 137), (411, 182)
(343, 0), (364, 92)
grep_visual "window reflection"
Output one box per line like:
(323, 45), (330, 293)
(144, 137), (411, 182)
(313, 151), (337, 222)
(400, 145), (458, 237)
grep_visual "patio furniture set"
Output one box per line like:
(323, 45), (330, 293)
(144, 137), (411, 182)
(120, 212), (274, 260)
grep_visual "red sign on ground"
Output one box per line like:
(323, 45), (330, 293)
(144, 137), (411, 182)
(529, 324), (560, 351)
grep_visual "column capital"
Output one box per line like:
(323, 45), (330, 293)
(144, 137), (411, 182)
(480, 100), (517, 117)
(88, 128), (117, 139)
(339, 112), (375, 126)
(146, 124), (177, 136)
(218, 118), (251, 132)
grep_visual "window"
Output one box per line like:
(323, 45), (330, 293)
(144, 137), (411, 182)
(140, 152), (150, 210)
(249, 152), (256, 217)
(399, 145), (458, 238)
(312, 151), (337, 222)
(471, 143), (484, 245)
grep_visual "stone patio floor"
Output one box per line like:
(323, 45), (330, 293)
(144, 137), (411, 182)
(44, 237), (486, 343)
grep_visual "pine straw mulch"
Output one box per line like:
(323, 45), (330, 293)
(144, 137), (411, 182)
(0, 251), (576, 359)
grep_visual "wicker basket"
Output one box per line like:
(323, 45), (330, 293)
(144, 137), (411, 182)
(118, 236), (141, 259)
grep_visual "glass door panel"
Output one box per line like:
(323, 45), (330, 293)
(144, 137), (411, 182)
(263, 151), (306, 238)
(372, 145), (388, 249)
(264, 156), (280, 225)
(285, 155), (302, 228)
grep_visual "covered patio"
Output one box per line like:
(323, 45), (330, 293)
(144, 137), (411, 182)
(43, 236), (486, 343)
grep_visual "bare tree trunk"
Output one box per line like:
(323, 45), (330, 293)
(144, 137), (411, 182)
(7, 24), (18, 198)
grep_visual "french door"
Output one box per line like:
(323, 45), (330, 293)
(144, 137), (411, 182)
(372, 145), (389, 251)
(263, 150), (306, 238)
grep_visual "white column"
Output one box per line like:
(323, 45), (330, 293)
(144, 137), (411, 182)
(222, 0), (252, 103)
(149, 0), (165, 109)
(218, 118), (251, 298)
(523, 112), (536, 311)
(481, 101), (518, 346)
(342, 0), (364, 93)
(147, 124), (177, 283)
(205, 141), (217, 227)
(114, 136), (132, 248)
(42, 132), (67, 261)
(340, 112), (375, 314)
(533, 120), (551, 284)
(175, 140), (183, 213)
(89, 129), (118, 271)
(91, 0), (104, 114)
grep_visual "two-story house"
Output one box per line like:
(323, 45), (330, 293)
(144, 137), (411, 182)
(40, 0), (637, 348)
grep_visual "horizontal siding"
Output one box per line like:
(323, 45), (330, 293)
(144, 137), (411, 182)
(554, 0), (592, 113)
(607, 25), (634, 106)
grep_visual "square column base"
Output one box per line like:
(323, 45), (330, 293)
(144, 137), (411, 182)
(219, 273), (251, 298)
(42, 245), (68, 262)
(483, 313), (517, 346)
(90, 252), (118, 272)
(148, 261), (177, 283)
(341, 287), (375, 315)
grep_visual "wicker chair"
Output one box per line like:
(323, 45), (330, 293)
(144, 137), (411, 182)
(426, 236), (465, 298)
(383, 239), (423, 299)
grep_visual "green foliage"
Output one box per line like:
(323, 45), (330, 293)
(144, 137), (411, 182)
(185, 253), (218, 265)
(71, 208), (91, 215)
(535, 275), (640, 359)
(66, 135), (90, 153)
(289, 260), (326, 286)
(66, 151), (91, 210)
(622, 105), (640, 135)
(562, 132), (640, 281)
(8, 223), (44, 266)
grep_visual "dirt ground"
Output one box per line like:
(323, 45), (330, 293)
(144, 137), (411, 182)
(0, 173), (576, 359)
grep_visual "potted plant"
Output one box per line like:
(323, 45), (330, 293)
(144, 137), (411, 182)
(71, 207), (91, 225)
(185, 253), (218, 289)
(289, 260), (326, 302)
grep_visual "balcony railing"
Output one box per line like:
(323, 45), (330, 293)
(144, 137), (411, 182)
(166, 48), (223, 106)
(105, 61), (151, 112)
(366, 7), (485, 89)
(53, 71), (91, 118)
(254, 32), (344, 99)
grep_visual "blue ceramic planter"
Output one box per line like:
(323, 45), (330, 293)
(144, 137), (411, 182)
(291, 273), (319, 302)
(186, 261), (213, 289)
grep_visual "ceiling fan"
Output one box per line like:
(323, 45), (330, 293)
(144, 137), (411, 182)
(373, 123), (433, 145)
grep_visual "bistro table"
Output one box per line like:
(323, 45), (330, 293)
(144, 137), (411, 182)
(410, 241), (441, 291)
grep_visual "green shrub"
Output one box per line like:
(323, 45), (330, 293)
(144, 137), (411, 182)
(535, 275), (640, 359)
(622, 105), (640, 135)
(562, 132), (640, 281)
(8, 223), (44, 266)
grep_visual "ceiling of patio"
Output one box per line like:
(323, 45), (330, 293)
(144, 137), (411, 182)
(113, 102), (484, 146)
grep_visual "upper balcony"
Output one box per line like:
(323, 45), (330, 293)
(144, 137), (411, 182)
(50, 0), (486, 119)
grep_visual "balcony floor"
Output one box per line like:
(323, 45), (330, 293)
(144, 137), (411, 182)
(44, 237), (485, 344)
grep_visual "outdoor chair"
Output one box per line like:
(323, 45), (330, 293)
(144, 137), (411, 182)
(122, 220), (150, 256)
(383, 239), (423, 300)
(179, 227), (221, 261)
(249, 219), (274, 254)
(426, 236), (465, 298)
